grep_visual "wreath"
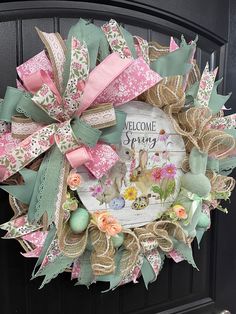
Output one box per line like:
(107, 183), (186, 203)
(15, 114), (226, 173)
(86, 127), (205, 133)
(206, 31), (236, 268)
(0, 19), (235, 290)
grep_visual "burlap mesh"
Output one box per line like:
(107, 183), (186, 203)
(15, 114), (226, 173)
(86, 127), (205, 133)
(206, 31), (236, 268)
(148, 42), (169, 61)
(89, 224), (116, 276)
(119, 229), (140, 277)
(207, 171), (235, 194)
(58, 223), (88, 259)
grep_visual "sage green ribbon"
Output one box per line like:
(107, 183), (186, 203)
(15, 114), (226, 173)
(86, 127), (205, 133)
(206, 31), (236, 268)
(186, 78), (232, 114)
(63, 19), (110, 88)
(1, 168), (37, 205)
(150, 36), (197, 77)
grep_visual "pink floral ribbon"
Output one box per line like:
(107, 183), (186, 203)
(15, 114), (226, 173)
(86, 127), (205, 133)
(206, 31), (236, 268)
(21, 231), (48, 258)
(196, 62), (218, 107)
(93, 57), (162, 106)
(16, 50), (53, 82)
(209, 113), (236, 130)
(102, 19), (133, 59)
(0, 215), (41, 239)
(133, 36), (150, 64)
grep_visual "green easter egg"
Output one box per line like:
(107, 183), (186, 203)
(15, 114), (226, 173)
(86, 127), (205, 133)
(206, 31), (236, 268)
(69, 208), (90, 234)
(111, 233), (124, 248)
(197, 213), (210, 228)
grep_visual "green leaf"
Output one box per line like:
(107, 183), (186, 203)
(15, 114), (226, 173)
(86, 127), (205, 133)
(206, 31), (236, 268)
(152, 185), (162, 194)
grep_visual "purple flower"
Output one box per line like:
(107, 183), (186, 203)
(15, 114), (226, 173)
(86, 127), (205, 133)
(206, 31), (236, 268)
(161, 164), (177, 179)
(158, 129), (169, 142)
(89, 184), (104, 197)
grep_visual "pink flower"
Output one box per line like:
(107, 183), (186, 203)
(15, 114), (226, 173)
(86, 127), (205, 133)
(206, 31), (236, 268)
(102, 24), (111, 33)
(72, 38), (79, 49)
(39, 85), (49, 97)
(161, 164), (177, 179)
(89, 184), (103, 197)
(123, 47), (131, 57)
(72, 62), (82, 70)
(151, 168), (163, 182)
(200, 80), (207, 89)
(13, 216), (26, 227)
(21, 137), (32, 148)
(7, 154), (16, 164)
(76, 80), (85, 92)
(71, 93), (80, 100)
(158, 129), (169, 142)
(151, 153), (160, 163)
(111, 39), (118, 46)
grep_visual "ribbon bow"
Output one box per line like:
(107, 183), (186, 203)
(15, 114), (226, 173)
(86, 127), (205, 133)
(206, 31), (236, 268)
(118, 221), (187, 287)
(180, 188), (211, 226)
(0, 26), (161, 182)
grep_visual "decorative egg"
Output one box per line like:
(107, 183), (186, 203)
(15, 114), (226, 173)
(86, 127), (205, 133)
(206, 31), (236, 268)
(109, 196), (125, 210)
(111, 232), (124, 248)
(69, 208), (90, 234)
(197, 212), (210, 229)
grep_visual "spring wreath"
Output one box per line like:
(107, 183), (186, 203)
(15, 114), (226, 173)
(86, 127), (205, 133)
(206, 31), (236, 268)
(0, 19), (235, 290)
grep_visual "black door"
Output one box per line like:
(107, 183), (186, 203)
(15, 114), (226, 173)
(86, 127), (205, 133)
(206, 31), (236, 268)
(0, 1), (235, 313)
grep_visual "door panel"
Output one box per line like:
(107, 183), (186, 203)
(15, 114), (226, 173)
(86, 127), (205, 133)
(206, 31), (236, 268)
(0, 1), (234, 313)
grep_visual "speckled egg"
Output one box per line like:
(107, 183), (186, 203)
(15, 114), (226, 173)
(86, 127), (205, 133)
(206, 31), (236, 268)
(109, 196), (125, 210)
(197, 212), (210, 229)
(112, 233), (124, 248)
(69, 207), (90, 234)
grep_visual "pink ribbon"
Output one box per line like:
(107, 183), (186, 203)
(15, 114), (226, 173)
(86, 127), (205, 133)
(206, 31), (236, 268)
(169, 37), (179, 52)
(78, 53), (132, 114)
(22, 69), (62, 104)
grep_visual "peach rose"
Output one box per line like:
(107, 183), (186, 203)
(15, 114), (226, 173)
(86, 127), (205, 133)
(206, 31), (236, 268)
(92, 210), (110, 231)
(173, 205), (188, 219)
(105, 222), (122, 237)
(92, 211), (122, 236)
(67, 171), (82, 190)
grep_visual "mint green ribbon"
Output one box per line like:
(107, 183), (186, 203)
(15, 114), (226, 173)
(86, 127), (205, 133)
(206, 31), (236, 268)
(63, 19), (110, 88)
(186, 78), (232, 114)
(0, 168), (37, 204)
(150, 36), (197, 77)
(181, 188), (211, 224)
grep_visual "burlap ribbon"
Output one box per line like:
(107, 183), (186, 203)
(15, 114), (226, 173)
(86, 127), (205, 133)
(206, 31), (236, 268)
(58, 222), (140, 277)
(134, 220), (187, 252)
(207, 170), (235, 194)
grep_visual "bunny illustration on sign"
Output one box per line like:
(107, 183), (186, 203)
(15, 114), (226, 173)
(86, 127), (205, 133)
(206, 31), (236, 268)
(95, 144), (135, 207)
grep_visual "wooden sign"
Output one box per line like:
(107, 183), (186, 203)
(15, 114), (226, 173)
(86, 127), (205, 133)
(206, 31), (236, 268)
(77, 101), (186, 228)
